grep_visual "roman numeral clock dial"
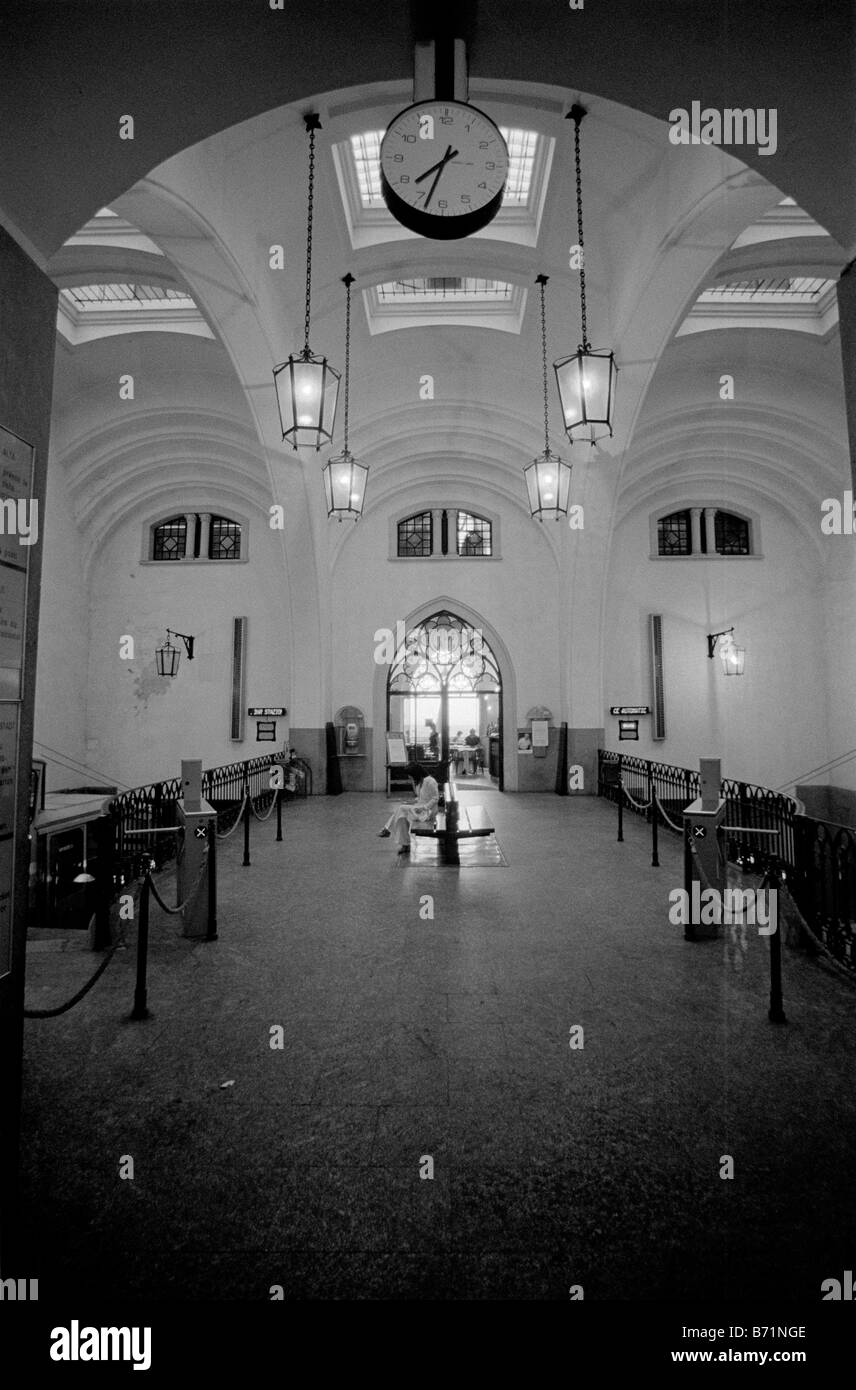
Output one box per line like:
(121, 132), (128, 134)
(380, 101), (509, 239)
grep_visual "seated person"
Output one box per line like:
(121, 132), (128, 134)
(378, 763), (440, 855)
(464, 728), (480, 747)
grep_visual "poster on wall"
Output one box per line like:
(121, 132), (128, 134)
(0, 426), (33, 980)
(531, 720), (549, 748)
(0, 835), (13, 980)
(0, 705), (19, 837)
(0, 425), (35, 571)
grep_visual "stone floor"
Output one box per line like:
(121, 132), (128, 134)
(17, 791), (856, 1301)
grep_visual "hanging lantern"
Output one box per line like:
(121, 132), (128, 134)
(322, 274), (368, 520)
(555, 105), (618, 446)
(707, 627), (745, 676)
(273, 114), (340, 451)
(720, 637), (745, 676)
(524, 274), (572, 521)
(155, 628), (194, 677)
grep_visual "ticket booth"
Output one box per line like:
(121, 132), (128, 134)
(29, 792), (114, 935)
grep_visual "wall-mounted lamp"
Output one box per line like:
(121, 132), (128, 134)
(156, 628), (195, 677)
(707, 627), (745, 676)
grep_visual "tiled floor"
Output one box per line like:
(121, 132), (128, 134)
(16, 791), (856, 1300)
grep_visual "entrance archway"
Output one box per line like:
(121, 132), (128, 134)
(386, 611), (503, 790)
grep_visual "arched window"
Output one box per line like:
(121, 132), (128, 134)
(457, 511), (492, 556)
(657, 510), (691, 556)
(209, 515), (241, 560)
(152, 516), (187, 561)
(714, 510), (750, 555)
(397, 511), (433, 557)
(655, 507), (753, 556)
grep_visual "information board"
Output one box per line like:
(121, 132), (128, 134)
(0, 424), (34, 980)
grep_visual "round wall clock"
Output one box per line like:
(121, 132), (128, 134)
(380, 100), (509, 240)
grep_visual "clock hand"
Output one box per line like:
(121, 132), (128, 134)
(414, 145), (459, 184)
(421, 148), (460, 209)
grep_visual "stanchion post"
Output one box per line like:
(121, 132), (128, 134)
(206, 819), (218, 941)
(617, 754), (624, 843)
(131, 856), (151, 1020)
(242, 780), (251, 867)
(768, 866), (787, 1024)
(92, 814), (113, 950)
(650, 773), (660, 868)
(275, 786), (283, 843)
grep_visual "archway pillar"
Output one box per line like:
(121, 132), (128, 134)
(835, 264), (856, 490)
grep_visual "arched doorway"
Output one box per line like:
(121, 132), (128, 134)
(386, 611), (503, 789)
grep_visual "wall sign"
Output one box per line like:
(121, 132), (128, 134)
(255, 720), (277, 742)
(0, 424), (34, 979)
(618, 719), (639, 741)
(610, 706), (650, 716)
(248, 707), (287, 717)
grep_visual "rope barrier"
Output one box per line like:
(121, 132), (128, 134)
(249, 789), (278, 822)
(24, 944), (121, 1018)
(215, 792), (249, 840)
(652, 789), (684, 834)
(619, 778), (654, 812)
(147, 855), (209, 916)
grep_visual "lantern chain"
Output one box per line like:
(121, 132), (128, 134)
(303, 117), (318, 355)
(342, 273), (354, 452)
(538, 274), (551, 456)
(571, 108), (590, 352)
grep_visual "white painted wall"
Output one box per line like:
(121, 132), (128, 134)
(34, 451), (89, 789)
(82, 513), (290, 789)
(602, 503), (829, 791)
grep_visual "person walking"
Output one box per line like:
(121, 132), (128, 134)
(378, 762), (440, 854)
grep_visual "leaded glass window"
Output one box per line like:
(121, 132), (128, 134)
(152, 517), (187, 561)
(209, 515), (241, 560)
(457, 511), (492, 556)
(658, 510), (691, 556)
(397, 512), (433, 557)
(714, 511), (750, 555)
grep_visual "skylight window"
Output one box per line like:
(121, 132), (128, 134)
(350, 131), (385, 207)
(60, 284), (197, 312)
(499, 128), (537, 205)
(697, 276), (832, 305)
(349, 127), (538, 210)
(376, 278), (513, 304)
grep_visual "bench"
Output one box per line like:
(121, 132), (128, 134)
(411, 779), (495, 865)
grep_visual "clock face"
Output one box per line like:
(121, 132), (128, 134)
(380, 101), (509, 239)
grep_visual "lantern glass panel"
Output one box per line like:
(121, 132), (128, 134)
(555, 349), (617, 436)
(274, 353), (340, 450)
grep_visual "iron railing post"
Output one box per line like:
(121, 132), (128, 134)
(242, 779), (251, 867)
(276, 786), (283, 842)
(650, 768), (659, 867)
(617, 753), (624, 842)
(206, 820), (218, 941)
(131, 856), (151, 1020)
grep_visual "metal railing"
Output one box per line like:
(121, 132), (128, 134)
(790, 816), (856, 973)
(598, 750), (797, 870)
(112, 753), (286, 879)
(598, 749), (854, 976)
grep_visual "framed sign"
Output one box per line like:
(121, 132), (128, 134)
(255, 720), (277, 741)
(386, 733), (408, 766)
(531, 719), (549, 748)
(0, 425), (34, 980)
(619, 719), (639, 741)
(30, 758), (46, 823)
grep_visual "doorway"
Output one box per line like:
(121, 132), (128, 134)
(386, 611), (503, 789)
